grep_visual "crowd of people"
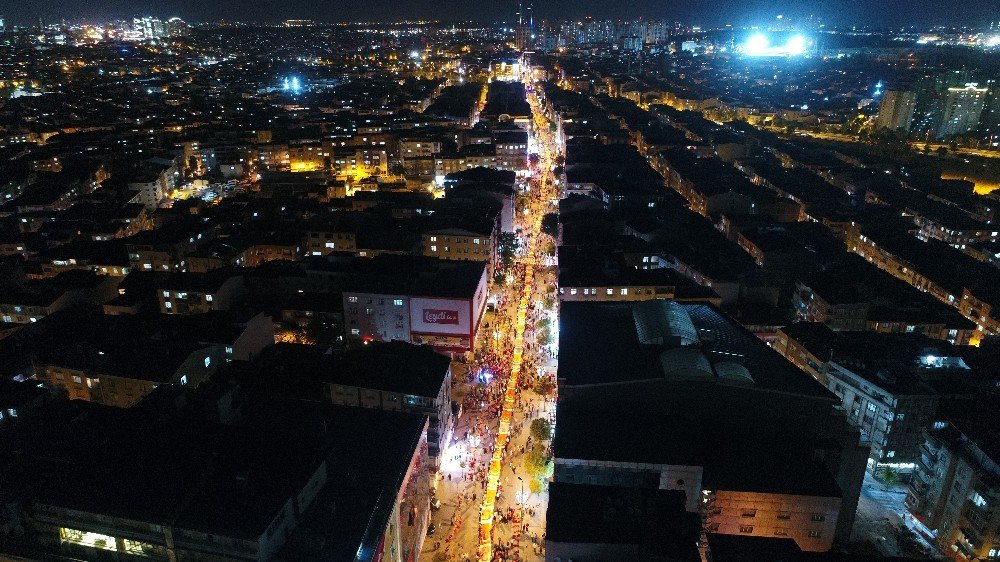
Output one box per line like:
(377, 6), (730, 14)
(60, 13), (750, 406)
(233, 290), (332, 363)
(429, 89), (561, 561)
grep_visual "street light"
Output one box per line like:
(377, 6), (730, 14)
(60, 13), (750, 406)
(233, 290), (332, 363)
(517, 475), (526, 548)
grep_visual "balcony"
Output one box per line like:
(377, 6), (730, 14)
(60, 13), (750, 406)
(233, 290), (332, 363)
(907, 489), (925, 509)
(918, 454), (935, 475)
(921, 441), (940, 463)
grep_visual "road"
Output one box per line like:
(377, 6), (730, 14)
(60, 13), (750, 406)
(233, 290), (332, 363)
(419, 72), (561, 562)
(790, 129), (1000, 159)
(850, 472), (942, 559)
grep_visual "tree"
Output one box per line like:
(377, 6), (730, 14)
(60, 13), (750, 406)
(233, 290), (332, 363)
(540, 213), (559, 238)
(525, 447), (553, 479)
(881, 467), (899, 485)
(497, 232), (519, 273)
(530, 418), (552, 441)
(528, 477), (544, 495)
(305, 319), (338, 347)
(389, 163), (407, 176)
(536, 327), (551, 347)
(534, 378), (555, 396)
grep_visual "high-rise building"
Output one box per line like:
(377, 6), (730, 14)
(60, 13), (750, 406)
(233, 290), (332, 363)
(978, 86), (1000, 144)
(937, 83), (989, 138)
(623, 36), (644, 52)
(166, 16), (190, 37)
(514, 2), (533, 51)
(133, 16), (167, 40)
(875, 90), (917, 132)
(906, 421), (1000, 561)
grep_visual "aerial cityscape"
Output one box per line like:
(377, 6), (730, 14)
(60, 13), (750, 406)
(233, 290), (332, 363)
(1, 2), (1000, 562)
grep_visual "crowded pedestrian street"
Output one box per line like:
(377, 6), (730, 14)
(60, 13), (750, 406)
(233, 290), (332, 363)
(420, 70), (561, 562)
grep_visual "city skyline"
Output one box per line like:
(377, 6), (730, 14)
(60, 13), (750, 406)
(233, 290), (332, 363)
(2, 6), (1000, 562)
(6, 0), (1000, 28)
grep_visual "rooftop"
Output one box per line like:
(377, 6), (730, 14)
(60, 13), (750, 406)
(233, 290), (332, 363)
(557, 299), (832, 398)
(545, 482), (700, 558)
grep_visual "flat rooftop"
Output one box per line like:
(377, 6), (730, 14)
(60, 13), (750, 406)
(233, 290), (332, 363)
(557, 299), (833, 398)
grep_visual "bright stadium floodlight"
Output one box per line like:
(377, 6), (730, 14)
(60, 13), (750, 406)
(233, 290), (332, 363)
(744, 33), (770, 56)
(786, 35), (807, 55)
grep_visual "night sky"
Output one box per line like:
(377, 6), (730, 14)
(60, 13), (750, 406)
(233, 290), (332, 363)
(6, 0), (1000, 28)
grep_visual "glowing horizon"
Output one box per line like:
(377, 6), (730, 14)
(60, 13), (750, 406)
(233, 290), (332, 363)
(741, 33), (812, 57)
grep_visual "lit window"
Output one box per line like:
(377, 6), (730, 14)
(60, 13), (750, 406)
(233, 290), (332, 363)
(60, 528), (117, 551)
(180, 375), (188, 385)
(394, 299), (404, 306)
(72, 376), (82, 384)
(204, 357), (211, 367)
(570, 288), (577, 295)
(351, 328), (360, 335)
(887, 450), (895, 458)
(122, 539), (158, 556)
(165, 302), (173, 309)
(162, 291), (170, 297)
(348, 296), (358, 303)
(430, 236), (437, 242)
(606, 289), (613, 295)
(430, 245), (437, 252)
(326, 242), (335, 248)
(205, 295), (213, 302)
(620, 288), (628, 295)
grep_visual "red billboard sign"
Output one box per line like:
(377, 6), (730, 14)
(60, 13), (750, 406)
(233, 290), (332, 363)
(423, 309), (459, 325)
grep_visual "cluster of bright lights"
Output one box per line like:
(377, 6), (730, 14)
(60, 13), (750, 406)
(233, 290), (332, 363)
(281, 76), (302, 93)
(986, 35), (1000, 48)
(741, 33), (811, 57)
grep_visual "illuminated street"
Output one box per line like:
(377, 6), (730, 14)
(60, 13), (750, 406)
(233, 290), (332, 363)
(419, 69), (561, 562)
